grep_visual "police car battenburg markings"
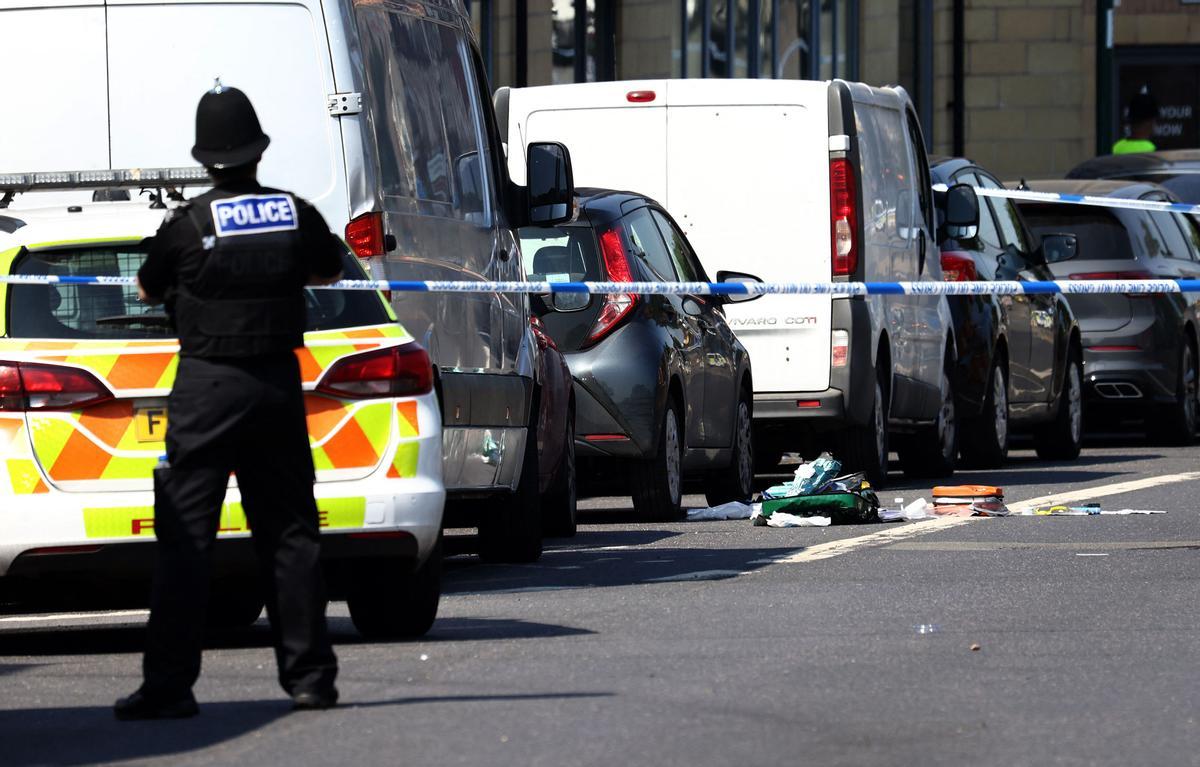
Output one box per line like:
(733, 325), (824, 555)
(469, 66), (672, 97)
(211, 193), (298, 237)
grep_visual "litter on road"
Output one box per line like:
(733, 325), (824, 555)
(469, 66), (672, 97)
(931, 485), (1010, 516)
(686, 502), (758, 521)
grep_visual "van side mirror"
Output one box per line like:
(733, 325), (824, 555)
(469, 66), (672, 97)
(1041, 233), (1078, 264)
(527, 142), (574, 226)
(715, 270), (764, 303)
(939, 183), (979, 240)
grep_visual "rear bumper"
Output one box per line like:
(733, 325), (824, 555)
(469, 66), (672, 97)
(0, 473), (444, 581)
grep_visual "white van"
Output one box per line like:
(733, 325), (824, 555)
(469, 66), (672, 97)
(499, 79), (976, 484)
(0, 0), (575, 560)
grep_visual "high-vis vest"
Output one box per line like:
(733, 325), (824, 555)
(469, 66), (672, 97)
(174, 191), (309, 357)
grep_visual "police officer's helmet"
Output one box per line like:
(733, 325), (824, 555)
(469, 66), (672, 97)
(191, 79), (271, 169)
(1128, 86), (1158, 125)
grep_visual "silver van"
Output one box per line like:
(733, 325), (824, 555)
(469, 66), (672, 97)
(0, 0), (574, 560)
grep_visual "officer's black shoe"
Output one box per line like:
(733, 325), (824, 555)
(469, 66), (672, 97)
(291, 686), (339, 711)
(114, 689), (199, 721)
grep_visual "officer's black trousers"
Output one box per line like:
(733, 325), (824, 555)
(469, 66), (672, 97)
(143, 353), (337, 698)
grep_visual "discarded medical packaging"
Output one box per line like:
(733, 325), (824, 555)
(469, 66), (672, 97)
(931, 484), (1009, 516)
(687, 501), (757, 521)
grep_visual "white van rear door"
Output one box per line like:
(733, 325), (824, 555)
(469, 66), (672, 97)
(664, 83), (832, 393)
(105, 0), (346, 223)
(0, 0), (110, 206)
(511, 81), (668, 201)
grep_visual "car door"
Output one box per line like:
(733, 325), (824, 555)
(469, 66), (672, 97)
(623, 206), (707, 447)
(651, 207), (736, 448)
(979, 171), (1056, 405)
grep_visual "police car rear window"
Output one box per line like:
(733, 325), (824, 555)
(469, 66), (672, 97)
(6, 246), (389, 339)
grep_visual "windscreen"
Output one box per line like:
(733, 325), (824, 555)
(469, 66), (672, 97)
(1020, 207), (1136, 262)
(1148, 174), (1200, 205)
(7, 247), (389, 339)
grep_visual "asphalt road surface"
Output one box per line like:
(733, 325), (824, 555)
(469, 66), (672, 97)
(2, 435), (1199, 766)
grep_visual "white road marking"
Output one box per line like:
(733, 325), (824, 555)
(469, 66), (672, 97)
(765, 471), (1200, 566)
(1075, 553), (1110, 557)
(0, 609), (149, 625)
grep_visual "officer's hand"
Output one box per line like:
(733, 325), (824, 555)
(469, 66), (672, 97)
(307, 270), (343, 287)
(136, 279), (163, 306)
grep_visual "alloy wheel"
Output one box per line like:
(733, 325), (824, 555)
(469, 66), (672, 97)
(735, 402), (752, 493)
(992, 365), (1009, 450)
(938, 371), (957, 462)
(665, 409), (681, 505)
(1067, 362), (1082, 445)
(1183, 345), (1197, 432)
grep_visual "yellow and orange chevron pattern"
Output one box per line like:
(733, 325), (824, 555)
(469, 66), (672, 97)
(0, 324), (425, 495)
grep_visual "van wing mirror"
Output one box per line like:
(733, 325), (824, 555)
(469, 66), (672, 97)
(715, 270), (765, 303)
(943, 183), (979, 240)
(527, 142), (575, 226)
(1041, 233), (1079, 264)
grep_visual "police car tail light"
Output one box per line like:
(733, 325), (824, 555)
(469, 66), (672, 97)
(317, 342), (433, 398)
(346, 213), (385, 259)
(829, 157), (858, 277)
(0, 362), (114, 411)
(940, 251), (978, 282)
(586, 227), (638, 346)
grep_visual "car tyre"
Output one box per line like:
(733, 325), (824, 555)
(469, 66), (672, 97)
(960, 358), (1009, 468)
(899, 364), (958, 478)
(840, 375), (889, 489)
(704, 395), (754, 507)
(632, 400), (684, 521)
(1036, 351), (1084, 460)
(541, 417), (578, 537)
(478, 421), (543, 563)
(347, 535), (442, 640)
(1148, 340), (1198, 446)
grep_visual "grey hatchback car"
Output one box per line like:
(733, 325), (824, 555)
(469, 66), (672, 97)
(520, 188), (756, 520)
(1016, 179), (1200, 443)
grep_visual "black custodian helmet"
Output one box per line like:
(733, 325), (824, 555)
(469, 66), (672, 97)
(190, 79), (271, 169)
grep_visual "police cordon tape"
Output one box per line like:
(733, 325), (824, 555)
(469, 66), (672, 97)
(4, 273), (1200, 296)
(933, 183), (1200, 217)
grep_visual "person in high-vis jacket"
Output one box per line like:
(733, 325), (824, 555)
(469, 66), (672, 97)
(115, 82), (343, 720)
(1112, 87), (1158, 156)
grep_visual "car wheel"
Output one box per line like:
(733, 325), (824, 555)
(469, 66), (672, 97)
(899, 365), (958, 478)
(347, 535), (442, 640)
(632, 400), (684, 521)
(541, 417), (578, 537)
(1036, 351), (1083, 460)
(960, 359), (1009, 468)
(840, 375), (889, 489)
(704, 395), (754, 506)
(1149, 340), (1198, 446)
(205, 586), (264, 630)
(478, 419), (543, 563)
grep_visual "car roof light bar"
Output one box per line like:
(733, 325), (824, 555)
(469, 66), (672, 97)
(0, 167), (211, 194)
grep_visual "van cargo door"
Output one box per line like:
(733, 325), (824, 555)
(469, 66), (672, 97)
(518, 82), (669, 202)
(104, 0), (347, 222)
(664, 101), (832, 393)
(0, 1), (110, 198)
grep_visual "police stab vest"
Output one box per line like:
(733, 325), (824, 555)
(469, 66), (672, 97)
(174, 191), (309, 357)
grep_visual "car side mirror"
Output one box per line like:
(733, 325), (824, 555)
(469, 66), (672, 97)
(527, 142), (574, 226)
(715, 270), (764, 303)
(1041, 233), (1079, 264)
(943, 183), (979, 240)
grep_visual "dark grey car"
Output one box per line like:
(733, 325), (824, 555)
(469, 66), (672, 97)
(519, 188), (755, 520)
(1068, 149), (1200, 203)
(1016, 179), (1200, 443)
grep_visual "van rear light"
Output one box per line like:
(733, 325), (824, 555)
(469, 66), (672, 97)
(0, 362), (114, 411)
(831, 330), (850, 367)
(940, 251), (978, 282)
(586, 227), (639, 345)
(829, 157), (858, 276)
(627, 90), (656, 103)
(345, 212), (385, 258)
(316, 342), (433, 399)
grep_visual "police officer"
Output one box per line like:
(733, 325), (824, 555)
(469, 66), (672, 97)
(115, 82), (343, 720)
(1113, 87), (1158, 155)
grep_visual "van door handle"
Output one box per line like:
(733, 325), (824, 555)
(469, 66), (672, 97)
(917, 232), (927, 274)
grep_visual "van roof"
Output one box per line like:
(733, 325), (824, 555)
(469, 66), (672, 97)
(0, 201), (164, 251)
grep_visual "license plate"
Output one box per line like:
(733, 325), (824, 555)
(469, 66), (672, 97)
(135, 406), (169, 443)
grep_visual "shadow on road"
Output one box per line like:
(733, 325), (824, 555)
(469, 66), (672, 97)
(0, 691), (614, 767)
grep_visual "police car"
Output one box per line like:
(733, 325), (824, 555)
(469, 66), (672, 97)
(0, 169), (445, 638)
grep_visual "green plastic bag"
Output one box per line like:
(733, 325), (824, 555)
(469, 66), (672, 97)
(760, 491), (879, 524)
